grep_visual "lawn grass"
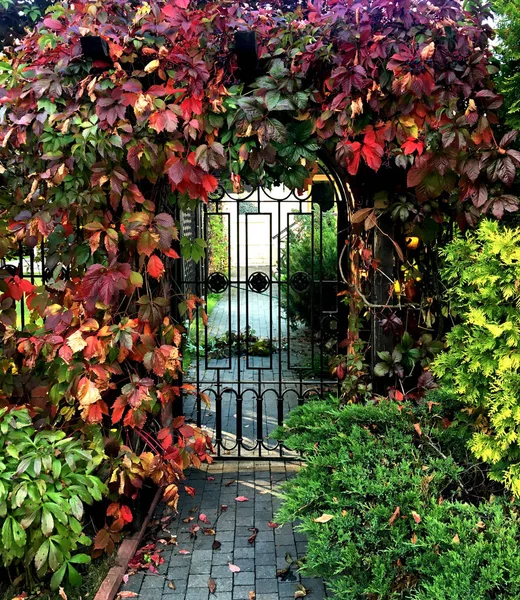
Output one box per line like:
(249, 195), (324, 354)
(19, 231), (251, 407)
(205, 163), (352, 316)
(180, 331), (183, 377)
(0, 555), (115, 600)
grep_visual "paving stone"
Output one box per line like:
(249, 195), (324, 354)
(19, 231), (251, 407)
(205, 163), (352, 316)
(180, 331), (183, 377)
(254, 565), (275, 579)
(233, 571), (255, 586)
(232, 586), (256, 600)
(255, 595), (280, 600)
(255, 552), (276, 566)
(120, 572), (143, 593)
(188, 573), (213, 588)
(140, 575), (165, 589)
(255, 578), (279, 594)
(231, 558), (254, 572)
(185, 588), (209, 600)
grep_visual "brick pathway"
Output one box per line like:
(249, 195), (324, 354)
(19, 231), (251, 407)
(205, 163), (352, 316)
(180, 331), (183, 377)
(119, 461), (327, 600)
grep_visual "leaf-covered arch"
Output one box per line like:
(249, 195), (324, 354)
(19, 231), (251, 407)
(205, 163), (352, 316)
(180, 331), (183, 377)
(0, 0), (518, 538)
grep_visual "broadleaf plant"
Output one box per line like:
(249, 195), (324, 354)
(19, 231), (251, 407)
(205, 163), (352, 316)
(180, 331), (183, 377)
(0, 407), (106, 588)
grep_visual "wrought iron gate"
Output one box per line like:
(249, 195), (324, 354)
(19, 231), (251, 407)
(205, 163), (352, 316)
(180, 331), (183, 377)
(180, 161), (350, 458)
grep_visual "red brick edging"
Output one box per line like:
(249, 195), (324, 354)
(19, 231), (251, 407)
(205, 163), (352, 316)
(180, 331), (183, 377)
(94, 487), (163, 600)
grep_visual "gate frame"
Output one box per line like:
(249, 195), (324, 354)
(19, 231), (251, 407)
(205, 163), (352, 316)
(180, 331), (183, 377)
(175, 152), (353, 460)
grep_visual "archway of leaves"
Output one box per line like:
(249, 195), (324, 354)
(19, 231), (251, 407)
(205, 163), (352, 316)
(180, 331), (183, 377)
(0, 0), (519, 580)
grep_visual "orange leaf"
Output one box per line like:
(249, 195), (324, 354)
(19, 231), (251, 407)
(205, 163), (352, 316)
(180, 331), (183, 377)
(413, 423), (422, 436)
(388, 506), (400, 525)
(148, 255), (165, 279)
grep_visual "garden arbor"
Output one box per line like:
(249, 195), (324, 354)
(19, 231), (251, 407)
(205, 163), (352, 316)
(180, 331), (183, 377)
(0, 0), (519, 549)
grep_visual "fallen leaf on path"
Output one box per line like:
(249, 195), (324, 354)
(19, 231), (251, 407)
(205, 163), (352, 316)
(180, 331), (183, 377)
(249, 592), (256, 600)
(207, 476), (215, 481)
(168, 581), (176, 590)
(212, 540), (222, 550)
(225, 480), (235, 486)
(276, 567), (290, 580)
(235, 496), (249, 502)
(203, 528), (216, 536)
(117, 593), (139, 599)
(199, 513), (211, 524)
(208, 578), (217, 594)
(248, 527), (259, 545)
(179, 549), (191, 555)
(229, 563), (241, 573)
(268, 521), (279, 529)
(221, 504), (228, 512)
(313, 513), (334, 523)
(122, 574), (129, 584)
(190, 523), (200, 536)
(189, 505), (199, 513)
(294, 583), (310, 598)
(182, 517), (194, 523)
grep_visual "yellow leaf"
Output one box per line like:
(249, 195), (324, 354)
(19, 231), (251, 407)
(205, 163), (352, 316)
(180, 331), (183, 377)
(452, 533), (460, 544)
(313, 513), (334, 523)
(67, 330), (87, 354)
(77, 378), (101, 407)
(144, 59), (160, 73)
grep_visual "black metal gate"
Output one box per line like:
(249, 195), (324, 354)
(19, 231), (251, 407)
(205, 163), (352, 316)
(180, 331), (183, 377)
(180, 161), (351, 458)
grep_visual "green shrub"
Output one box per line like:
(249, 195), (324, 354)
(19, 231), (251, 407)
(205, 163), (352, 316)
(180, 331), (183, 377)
(274, 395), (520, 599)
(0, 408), (107, 589)
(279, 206), (337, 328)
(431, 220), (520, 495)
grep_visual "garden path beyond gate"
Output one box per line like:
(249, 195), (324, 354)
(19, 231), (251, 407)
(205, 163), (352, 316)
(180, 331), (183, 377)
(179, 161), (350, 458)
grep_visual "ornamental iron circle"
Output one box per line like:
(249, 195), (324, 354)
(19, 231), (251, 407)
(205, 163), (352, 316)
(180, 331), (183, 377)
(289, 271), (312, 293)
(207, 272), (229, 293)
(248, 271), (270, 293)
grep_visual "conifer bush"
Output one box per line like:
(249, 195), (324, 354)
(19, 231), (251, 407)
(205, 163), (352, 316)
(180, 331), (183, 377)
(432, 220), (520, 495)
(275, 396), (520, 599)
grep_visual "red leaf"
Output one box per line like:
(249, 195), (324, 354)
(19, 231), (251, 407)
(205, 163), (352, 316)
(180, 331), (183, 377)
(411, 511), (421, 524)
(228, 563), (241, 573)
(235, 496), (249, 502)
(147, 255), (165, 280)
(120, 505), (133, 523)
(43, 17), (64, 31)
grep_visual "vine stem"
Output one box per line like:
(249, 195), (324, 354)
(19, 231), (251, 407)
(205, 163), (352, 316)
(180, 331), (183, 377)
(338, 243), (421, 310)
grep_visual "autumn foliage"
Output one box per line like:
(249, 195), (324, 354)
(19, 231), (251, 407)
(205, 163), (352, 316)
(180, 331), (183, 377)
(0, 0), (518, 579)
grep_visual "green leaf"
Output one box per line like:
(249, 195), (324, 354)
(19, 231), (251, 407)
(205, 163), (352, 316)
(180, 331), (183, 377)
(69, 495), (83, 521)
(11, 519), (26, 547)
(1, 517), (13, 549)
(48, 540), (63, 571)
(50, 563), (67, 590)
(69, 553), (91, 564)
(67, 563), (83, 587)
(34, 540), (50, 571)
(41, 507), (54, 536)
(75, 243), (91, 265)
(374, 362), (391, 377)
